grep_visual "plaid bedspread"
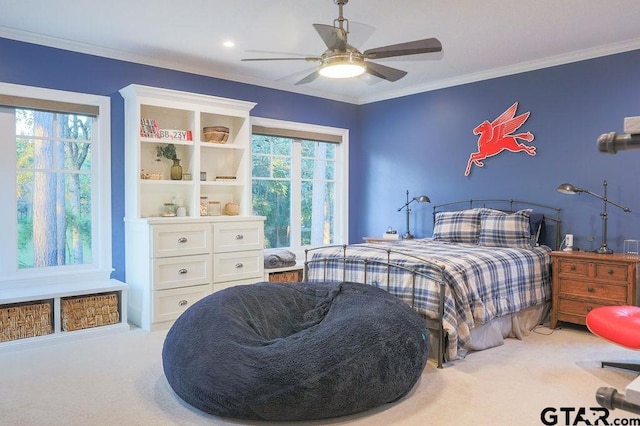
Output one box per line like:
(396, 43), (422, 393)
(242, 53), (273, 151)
(305, 239), (552, 360)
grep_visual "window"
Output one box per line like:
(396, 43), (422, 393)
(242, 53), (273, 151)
(0, 83), (112, 287)
(251, 118), (348, 252)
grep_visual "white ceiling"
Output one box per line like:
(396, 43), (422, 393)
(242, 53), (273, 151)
(2, 0), (640, 105)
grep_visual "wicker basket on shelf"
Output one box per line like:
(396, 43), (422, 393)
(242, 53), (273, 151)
(268, 270), (303, 283)
(0, 300), (53, 342)
(61, 292), (120, 332)
(203, 126), (229, 143)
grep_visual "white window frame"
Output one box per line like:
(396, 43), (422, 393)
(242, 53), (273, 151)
(0, 82), (113, 290)
(251, 117), (349, 256)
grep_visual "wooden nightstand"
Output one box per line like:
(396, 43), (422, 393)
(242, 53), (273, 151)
(362, 237), (399, 243)
(550, 251), (640, 328)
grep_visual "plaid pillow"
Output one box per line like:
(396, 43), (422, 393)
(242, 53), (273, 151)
(432, 209), (481, 244)
(478, 209), (532, 249)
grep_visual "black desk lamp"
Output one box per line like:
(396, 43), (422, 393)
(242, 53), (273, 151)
(397, 190), (430, 240)
(556, 180), (631, 254)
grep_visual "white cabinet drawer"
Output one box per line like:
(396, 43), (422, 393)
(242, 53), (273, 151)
(213, 250), (263, 283)
(213, 221), (263, 253)
(152, 224), (211, 258)
(152, 284), (211, 323)
(152, 254), (212, 290)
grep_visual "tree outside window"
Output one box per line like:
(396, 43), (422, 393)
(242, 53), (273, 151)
(16, 109), (93, 269)
(252, 134), (337, 250)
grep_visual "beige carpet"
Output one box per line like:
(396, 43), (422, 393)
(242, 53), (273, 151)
(0, 323), (639, 425)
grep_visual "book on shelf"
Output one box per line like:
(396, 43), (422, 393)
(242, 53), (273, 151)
(215, 176), (237, 181)
(140, 118), (159, 138)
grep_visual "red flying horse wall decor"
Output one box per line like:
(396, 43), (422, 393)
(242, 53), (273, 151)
(464, 102), (536, 176)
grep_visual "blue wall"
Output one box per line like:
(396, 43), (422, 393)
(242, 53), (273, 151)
(2, 37), (640, 281)
(357, 50), (640, 251)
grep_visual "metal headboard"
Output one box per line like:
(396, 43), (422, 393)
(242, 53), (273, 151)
(432, 199), (562, 250)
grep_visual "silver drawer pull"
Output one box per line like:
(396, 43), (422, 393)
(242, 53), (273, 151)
(178, 268), (188, 275)
(235, 263), (244, 269)
(235, 234), (244, 240)
(178, 300), (188, 307)
(178, 237), (188, 243)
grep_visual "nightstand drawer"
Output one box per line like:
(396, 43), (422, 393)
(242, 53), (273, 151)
(558, 299), (610, 319)
(557, 260), (589, 277)
(558, 279), (627, 302)
(594, 263), (628, 281)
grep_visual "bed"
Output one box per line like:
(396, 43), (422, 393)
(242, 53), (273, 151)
(304, 200), (561, 368)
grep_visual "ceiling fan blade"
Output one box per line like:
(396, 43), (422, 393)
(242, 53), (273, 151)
(277, 66), (318, 83)
(365, 61), (408, 82)
(380, 50), (445, 62)
(313, 23), (348, 51)
(295, 70), (320, 85)
(358, 72), (384, 86)
(245, 49), (317, 58)
(342, 21), (376, 49)
(363, 38), (442, 60)
(241, 57), (320, 62)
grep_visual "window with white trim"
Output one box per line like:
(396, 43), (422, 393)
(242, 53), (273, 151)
(251, 118), (348, 252)
(0, 83), (112, 288)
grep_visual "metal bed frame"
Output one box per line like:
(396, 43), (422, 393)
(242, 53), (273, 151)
(303, 199), (562, 369)
(304, 244), (448, 368)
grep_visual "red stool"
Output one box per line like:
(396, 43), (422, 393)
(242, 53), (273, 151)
(586, 306), (640, 415)
(586, 305), (640, 372)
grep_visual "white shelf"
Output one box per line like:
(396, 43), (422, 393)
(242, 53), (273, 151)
(120, 84), (256, 220)
(120, 85), (265, 331)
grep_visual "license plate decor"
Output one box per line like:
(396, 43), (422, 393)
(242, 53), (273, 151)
(158, 129), (192, 141)
(464, 102), (535, 176)
(140, 119), (192, 141)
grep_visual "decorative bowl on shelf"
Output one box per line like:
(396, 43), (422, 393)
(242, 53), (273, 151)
(203, 126), (229, 143)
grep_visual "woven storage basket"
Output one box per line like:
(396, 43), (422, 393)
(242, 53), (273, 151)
(203, 126), (229, 143)
(0, 300), (53, 342)
(61, 292), (120, 332)
(268, 270), (303, 283)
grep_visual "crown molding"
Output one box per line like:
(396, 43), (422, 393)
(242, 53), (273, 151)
(2, 26), (640, 106)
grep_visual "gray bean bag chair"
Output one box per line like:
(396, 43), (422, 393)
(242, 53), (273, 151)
(162, 281), (429, 421)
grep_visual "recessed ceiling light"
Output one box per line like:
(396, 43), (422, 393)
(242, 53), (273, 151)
(223, 40), (235, 48)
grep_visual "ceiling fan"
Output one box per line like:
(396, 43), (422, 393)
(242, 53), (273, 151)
(241, 0), (443, 85)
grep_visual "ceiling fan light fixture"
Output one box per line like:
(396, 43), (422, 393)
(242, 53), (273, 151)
(319, 54), (366, 79)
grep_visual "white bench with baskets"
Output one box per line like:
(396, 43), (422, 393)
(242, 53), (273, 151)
(0, 279), (129, 349)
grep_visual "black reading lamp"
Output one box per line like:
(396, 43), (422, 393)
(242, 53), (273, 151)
(556, 180), (631, 254)
(397, 190), (430, 240)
